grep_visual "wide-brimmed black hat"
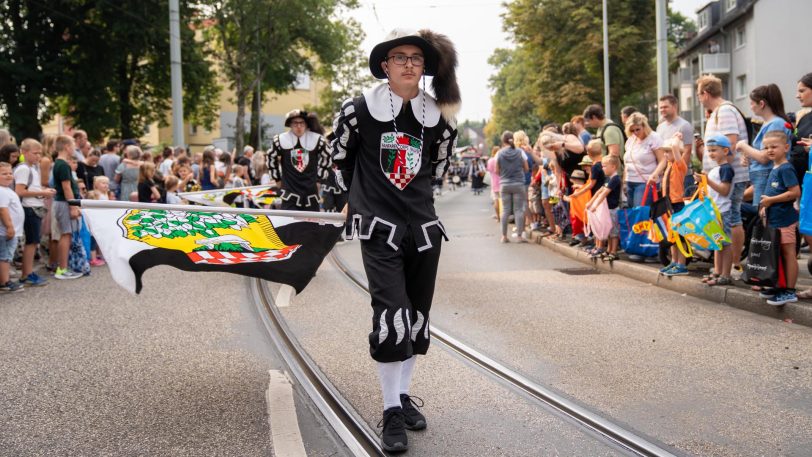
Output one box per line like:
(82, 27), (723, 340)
(284, 109), (309, 127)
(369, 29), (439, 79)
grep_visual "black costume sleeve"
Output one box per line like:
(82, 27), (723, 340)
(431, 118), (457, 180)
(317, 136), (333, 183)
(331, 97), (360, 192)
(267, 140), (281, 182)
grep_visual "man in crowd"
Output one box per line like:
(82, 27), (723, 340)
(583, 104), (625, 160)
(696, 74), (749, 274)
(656, 94), (695, 195)
(14, 139), (55, 286)
(73, 129), (89, 163)
(99, 140), (121, 197)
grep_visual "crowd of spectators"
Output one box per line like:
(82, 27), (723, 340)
(485, 72), (812, 306)
(0, 129), (273, 292)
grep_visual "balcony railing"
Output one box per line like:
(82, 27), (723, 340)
(700, 53), (731, 74)
(679, 67), (694, 83)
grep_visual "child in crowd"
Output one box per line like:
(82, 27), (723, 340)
(88, 175), (114, 201)
(660, 135), (689, 276)
(759, 131), (801, 306)
(568, 139), (605, 247)
(177, 164), (200, 192)
(0, 162), (25, 292)
(137, 162), (161, 203)
(696, 134), (734, 286)
(164, 175), (182, 204)
(227, 164), (248, 189)
(586, 155), (621, 261)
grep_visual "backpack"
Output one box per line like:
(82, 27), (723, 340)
(597, 121), (627, 149)
(714, 102), (754, 146)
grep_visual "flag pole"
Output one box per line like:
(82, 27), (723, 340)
(73, 199), (347, 223)
(177, 184), (273, 197)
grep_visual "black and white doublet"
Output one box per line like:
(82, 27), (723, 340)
(332, 83), (458, 362)
(267, 130), (331, 211)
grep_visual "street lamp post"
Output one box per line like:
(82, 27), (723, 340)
(602, 0), (611, 116)
(169, 0), (185, 147)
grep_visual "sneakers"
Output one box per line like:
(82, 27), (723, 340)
(767, 290), (798, 307)
(55, 267), (82, 280)
(19, 272), (48, 287)
(0, 281), (25, 292)
(663, 264), (689, 277)
(89, 258), (106, 267)
(378, 407), (408, 452)
(758, 288), (777, 299)
(400, 394), (427, 430)
(659, 262), (676, 273)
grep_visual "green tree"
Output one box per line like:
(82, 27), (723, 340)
(201, 0), (355, 155)
(58, 0), (219, 141)
(490, 0), (656, 130)
(0, 0), (83, 139)
(307, 19), (375, 129)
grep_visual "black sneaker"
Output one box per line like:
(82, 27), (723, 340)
(400, 394), (427, 430)
(378, 407), (408, 452)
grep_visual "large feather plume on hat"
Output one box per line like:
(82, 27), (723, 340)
(418, 29), (461, 121)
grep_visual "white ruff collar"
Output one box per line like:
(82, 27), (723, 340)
(363, 83), (440, 128)
(279, 131), (320, 150)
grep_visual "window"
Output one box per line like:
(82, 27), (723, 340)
(698, 10), (709, 30)
(190, 124), (198, 136)
(726, 0), (737, 12)
(736, 75), (747, 99)
(735, 26), (746, 48)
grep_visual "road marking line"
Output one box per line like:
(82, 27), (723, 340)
(266, 370), (307, 457)
(275, 284), (294, 308)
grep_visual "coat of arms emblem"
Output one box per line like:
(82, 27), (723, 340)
(380, 132), (422, 190)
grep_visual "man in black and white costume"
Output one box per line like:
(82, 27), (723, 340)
(267, 109), (331, 211)
(332, 29), (459, 452)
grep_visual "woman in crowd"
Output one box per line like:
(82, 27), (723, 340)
(199, 149), (218, 191)
(794, 73), (812, 299)
(115, 146), (142, 202)
(736, 84), (792, 204)
(537, 129), (585, 195)
(624, 112), (665, 207)
(496, 131), (529, 243)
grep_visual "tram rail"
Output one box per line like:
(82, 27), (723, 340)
(248, 247), (684, 457)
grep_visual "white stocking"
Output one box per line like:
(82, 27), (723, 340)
(377, 361), (403, 410)
(399, 356), (416, 396)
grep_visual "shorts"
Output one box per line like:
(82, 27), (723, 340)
(779, 223), (798, 246)
(720, 211), (732, 246)
(0, 236), (19, 262)
(52, 200), (77, 237)
(23, 207), (43, 245)
(728, 182), (747, 227)
(609, 208), (619, 237)
(671, 201), (685, 213)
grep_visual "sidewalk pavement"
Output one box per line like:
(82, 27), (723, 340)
(529, 231), (812, 329)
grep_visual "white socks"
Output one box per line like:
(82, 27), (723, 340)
(377, 356), (418, 410)
(400, 356), (416, 395)
(377, 361), (403, 410)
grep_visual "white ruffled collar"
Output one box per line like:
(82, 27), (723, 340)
(363, 83), (440, 128)
(279, 131), (320, 150)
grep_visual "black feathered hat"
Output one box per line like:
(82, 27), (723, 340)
(284, 109), (318, 131)
(369, 29), (461, 119)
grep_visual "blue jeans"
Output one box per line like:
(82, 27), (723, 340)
(625, 181), (657, 208)
(749, 169), (771, 208)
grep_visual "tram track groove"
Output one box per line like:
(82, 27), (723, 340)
(328, 250), (682, 457)
(249, 277), (386, 457)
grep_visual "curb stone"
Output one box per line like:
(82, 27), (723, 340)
(530, 232), (812, 329)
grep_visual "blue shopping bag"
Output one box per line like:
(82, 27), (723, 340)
(618, 183), (659, 257)
(670, 180), (730, 251)
(800, 172), (812, 236)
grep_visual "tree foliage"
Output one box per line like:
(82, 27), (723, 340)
(488, 0), (659, 139)
(59, 0), (219, 140)
(0, 0), (219, 142)
(307, 18), (376, 129)
(201, 0), (356, 154)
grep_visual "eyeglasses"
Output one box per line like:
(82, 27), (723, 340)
(386, 54), (425, 67)
(290, 120), (306, 126)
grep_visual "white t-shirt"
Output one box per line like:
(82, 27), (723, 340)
(260, 173), (271, 186)
(12, 164), (45, 208)
(707, 164), (733, 213)
(624, 131), (664, 183)
(159, 158), (174, 177)
(166, 192), (182, 204)
(0, 186), (24, 237)
(703, 102), (750, 183)
(656, 116), (694, 169)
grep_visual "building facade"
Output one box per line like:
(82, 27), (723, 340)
(671, 0), (812, 131)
